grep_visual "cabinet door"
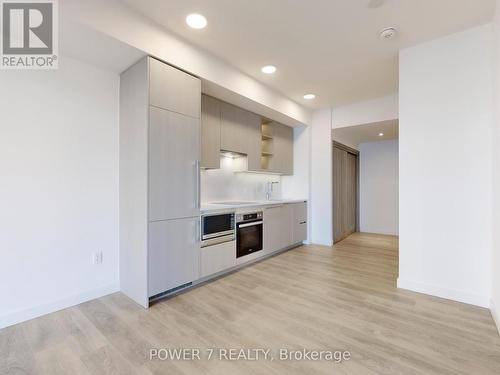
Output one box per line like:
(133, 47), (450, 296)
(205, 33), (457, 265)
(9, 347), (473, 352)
(149, 58), (201, 118)
(220, 101), (247, 153)
(292, 202), (307, 243)
(201, 95), (221, 169)
(149, 106), (200, 221)
(246, 110), (262, 172)
(148, 217), (200, 297)
(279, 204), (293, 249)
(269, 122), (294, 175)
(263, 206), (283, 254)
(200, 240), (236, 278)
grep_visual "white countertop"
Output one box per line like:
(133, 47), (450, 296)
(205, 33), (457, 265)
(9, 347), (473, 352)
(200, 199), (307, 213)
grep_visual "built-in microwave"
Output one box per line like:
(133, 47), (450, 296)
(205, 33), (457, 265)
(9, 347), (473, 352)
(201, 212), (235, 247)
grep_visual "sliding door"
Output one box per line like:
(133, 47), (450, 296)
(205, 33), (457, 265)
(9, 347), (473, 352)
(333, 143), (358, 243)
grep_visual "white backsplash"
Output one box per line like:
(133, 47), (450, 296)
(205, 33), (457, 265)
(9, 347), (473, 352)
(201, 156), (281, 203)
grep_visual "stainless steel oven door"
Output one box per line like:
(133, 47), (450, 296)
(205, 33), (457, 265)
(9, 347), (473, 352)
(236, 220), (263, 258)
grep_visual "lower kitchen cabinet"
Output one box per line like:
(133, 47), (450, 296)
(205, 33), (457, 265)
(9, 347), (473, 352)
(148, 217), (200, 297)
(291, 201), (308, 243)
(200, 240), (236, 278)
(264, 204), (293, 254)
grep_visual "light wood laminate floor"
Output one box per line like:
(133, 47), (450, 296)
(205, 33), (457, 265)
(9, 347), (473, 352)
(2, 233), (500, 374)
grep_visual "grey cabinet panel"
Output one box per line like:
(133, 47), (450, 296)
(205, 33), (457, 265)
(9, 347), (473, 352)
(201, 95), (221, 169)
(280, 204), (293, 249)
(264, 206), (282, 254)
(149, 57), (201, 118)
(292, 202), (307, 243)
(220, 101), (247, 153)
(120, 57), (150, 308)
(264, 204), (293, 254)
(148, 218), (200, 297)
(200, 240), (236, 278)
(269, 122), (294, 175)
(149, 106), (200, 221)
(246, 110), (262, 172)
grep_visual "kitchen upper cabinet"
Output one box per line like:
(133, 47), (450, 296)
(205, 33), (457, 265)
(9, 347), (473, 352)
(149, 58), (201, 118)
(269, 122), (293, 175)
(220, 101), (248, 154)
(246, 110), (262, 172)
(148, 106), (200, 222)
(148, 217), (200, 297)
(201, 95), (221, 169)
(220, 101), (262, 170)
(291, 201), (307, 243)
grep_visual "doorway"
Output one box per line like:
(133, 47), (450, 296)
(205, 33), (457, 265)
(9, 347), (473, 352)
(331, 120), (399, 244)
(332, 141), (359, 243)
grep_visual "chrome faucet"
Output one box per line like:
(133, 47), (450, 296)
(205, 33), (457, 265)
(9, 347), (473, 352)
(266, 181), (280, 201)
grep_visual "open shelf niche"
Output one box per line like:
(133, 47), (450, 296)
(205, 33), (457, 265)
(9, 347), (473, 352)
(261, 121), (274, 170)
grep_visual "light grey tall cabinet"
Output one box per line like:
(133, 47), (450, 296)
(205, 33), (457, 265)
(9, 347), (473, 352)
(120, 56), (201, 308)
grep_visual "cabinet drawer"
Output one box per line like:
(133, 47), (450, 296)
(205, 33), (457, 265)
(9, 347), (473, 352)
(149, 57), (201, 118)
(200, 241), (236, 278)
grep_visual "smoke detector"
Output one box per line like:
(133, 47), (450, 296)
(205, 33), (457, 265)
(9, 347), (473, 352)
(380, 27), (397, 40)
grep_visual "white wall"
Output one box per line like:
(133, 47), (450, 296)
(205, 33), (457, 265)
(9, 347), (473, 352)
(64, 0), (310, 127)
(399, 24), (493, 307)
(359, 140), (399, 236)
(332, 95), (398, 129)
(282, 126), (310, 200)
(491, 0), (500, 333)
(0, 56), (120, 328)
(310, 109), (333, 246)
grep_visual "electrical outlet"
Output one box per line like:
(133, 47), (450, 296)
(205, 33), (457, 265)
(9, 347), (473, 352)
(92, 251), (103, 265)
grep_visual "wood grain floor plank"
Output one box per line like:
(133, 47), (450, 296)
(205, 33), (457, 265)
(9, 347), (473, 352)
(1, 232), (499, 374)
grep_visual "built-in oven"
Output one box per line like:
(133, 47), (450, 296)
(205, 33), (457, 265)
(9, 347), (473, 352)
(236, 211), (263, 258)
(201, 212), (235, 247)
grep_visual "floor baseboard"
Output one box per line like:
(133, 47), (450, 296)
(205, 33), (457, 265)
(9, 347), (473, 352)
(0, 283), (119, 329)
(397, 278), (489, 308)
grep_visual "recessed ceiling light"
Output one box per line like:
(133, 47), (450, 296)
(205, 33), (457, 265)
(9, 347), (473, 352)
(379, 132), (384, 137)
(261, 65), (277, 74)
(303, 94), (316, 100)
(380, 27), (397, 40)
(186, 13), (207, 29)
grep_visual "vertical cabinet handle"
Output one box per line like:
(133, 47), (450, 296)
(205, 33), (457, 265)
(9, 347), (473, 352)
(195, 160), (200, 209)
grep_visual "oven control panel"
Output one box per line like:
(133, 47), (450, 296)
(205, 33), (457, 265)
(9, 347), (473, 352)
(236, 211), (263, 222)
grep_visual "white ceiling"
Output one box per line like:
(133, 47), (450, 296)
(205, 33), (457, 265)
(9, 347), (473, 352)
(60, 18), (145, 73)
(333, 119), (398, 149)
(119, 0), (495, 109)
